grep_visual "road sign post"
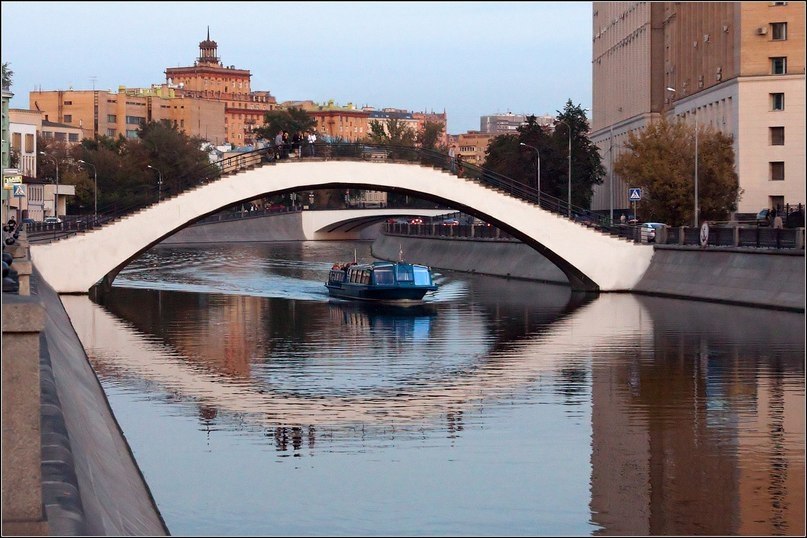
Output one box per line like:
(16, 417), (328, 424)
(628, 188), (641, 222)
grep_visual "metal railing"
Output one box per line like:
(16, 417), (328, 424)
(384, 213), (805, 251)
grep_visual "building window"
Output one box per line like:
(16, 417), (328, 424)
(770, 127), (785, 145)
(25, 134), (34, 153)
(68, 133), (79, 143)
(771, 93), (785, 110)
(125, 115), (145, 125)
(770, 127), (785, 146)
(770, 162), (785, 181)
(771, 22), (787, 40)
(126, 129), (139, 139)
(107, 128), (116, 137)
(771, 57), (787, 74)
(64, 101), (72, 105)
(55, 132), (66, 141)
(64, 114), (72, 123)
(107, 114), (117, 123)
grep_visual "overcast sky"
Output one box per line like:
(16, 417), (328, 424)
(1, 1), (593, 134)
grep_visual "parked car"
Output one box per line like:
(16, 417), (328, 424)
(440, 218), (459, 226)
(756, 208), (771, 226)
(43, 216), (62, 224)
(409, 218), (424, 225)
(641, 222), (667, 243)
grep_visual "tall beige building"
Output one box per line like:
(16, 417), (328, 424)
(165, 30), (276, 146)
(590, 1), (805, 218)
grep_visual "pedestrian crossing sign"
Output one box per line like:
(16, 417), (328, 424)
(628, 188), (642, 201)
(12, 184), (26, 197)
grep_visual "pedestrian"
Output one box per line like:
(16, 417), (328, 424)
(281, 130), (290, 159)
(773, 212), (784, 229)
(455, 153), (464, 178)
(307, 131), (317, 157)
(448, 144), (457, 173)
(274, 131), (283, 160)
(620, 214), (626, 225)
(292, 132), (302, 158)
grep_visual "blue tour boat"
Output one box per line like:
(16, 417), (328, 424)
(326, 260), (438, 303)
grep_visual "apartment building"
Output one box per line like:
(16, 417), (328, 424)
(590, 1), (805, 216)
(449, 131), (498, 167)
(29, 86), (226, 145)
(479, 112), (554, 134)
(165, 30), (276, 146)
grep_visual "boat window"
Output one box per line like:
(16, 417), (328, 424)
(413, 266), (431, 286)
(396, 265), (414, 282)
(374, 267), (394, 285)
(362, 271), (371, 284)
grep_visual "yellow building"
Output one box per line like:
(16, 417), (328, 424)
(165, 30), (276, 146)
(29, 86), (226, 145)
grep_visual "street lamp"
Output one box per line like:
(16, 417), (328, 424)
(39, 151), (59, 218)
(667, 87), (698, 227)
(147, 165), (163, 201)
(77, 159), (97, 219)
(556, 120), (574, 217)
(519, 142), (541, 204)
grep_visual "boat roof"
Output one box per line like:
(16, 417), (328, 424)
(341, 261), (429, 270)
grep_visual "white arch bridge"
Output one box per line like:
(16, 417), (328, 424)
(30, 147), (654, 294)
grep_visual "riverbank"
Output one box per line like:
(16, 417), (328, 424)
(373, 233), (805, 312)
(33, 270), (169, 535)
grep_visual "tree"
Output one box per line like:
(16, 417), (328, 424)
(416, 121), (446, 151)
(255, 107), (317, 140)
(552, 100), (605, 209)
(365, 118), (416, 147)
(483, 104), (604, 210)
(2, 62), (12, 90)
(613, 117), (740, 226)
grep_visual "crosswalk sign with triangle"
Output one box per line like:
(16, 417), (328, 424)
(628, 188), (642, 201)
(12, 184), (26, 197)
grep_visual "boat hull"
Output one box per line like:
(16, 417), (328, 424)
(326, 283), (436, 302)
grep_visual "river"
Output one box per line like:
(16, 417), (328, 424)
(59, 240), (805, 536)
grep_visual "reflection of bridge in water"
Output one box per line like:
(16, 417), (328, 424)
(31, 145), (654, 294)
(60, 290), (649, 429)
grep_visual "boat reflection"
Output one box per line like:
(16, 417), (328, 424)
(327, 299), (436, 341)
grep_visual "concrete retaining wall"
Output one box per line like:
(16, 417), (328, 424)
(373, 233), (805, 312)
(373, 233), (568, 283)
(34, 271), (168, 535)
(162, 212), (306, 244)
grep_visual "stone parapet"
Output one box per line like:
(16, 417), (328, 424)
(1, 294), (48, 536)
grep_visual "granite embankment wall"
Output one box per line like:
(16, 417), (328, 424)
(34, 271), (169, 535)
(161, 211), (306, 244)
(373, 233), (806, 312)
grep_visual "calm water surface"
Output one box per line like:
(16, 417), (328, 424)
(61, 241), (805, 536)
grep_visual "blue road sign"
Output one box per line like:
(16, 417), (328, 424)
(628, 188), (642, 202)
(12, 184), (26, 197)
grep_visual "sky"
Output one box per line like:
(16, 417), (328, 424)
(1, 1), (593, 135)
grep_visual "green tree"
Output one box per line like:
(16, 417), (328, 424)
(484, 104), (604, 210)
(255, 107), (317, 140)
(2, 62), (12, 90)
(552, 100), (605, 209)
(416, 121), (445, 151)
(365, 118), (416, 147)
(613, 117), (740, 226)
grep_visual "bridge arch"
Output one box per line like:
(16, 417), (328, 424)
(30, 160), (653, 294)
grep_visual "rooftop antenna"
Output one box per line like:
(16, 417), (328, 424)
(89, 76), (97, 91)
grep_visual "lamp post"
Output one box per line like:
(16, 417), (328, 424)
(556, 120), (573, 217)
(667, 87), (698, 227)
(147, 165), (163, 201)
(39, 151), (59, 218)
(519, 142), (541, 204)
(77, 159), (97, 219)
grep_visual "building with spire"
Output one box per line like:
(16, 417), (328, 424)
(165, 28), (277, 146)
